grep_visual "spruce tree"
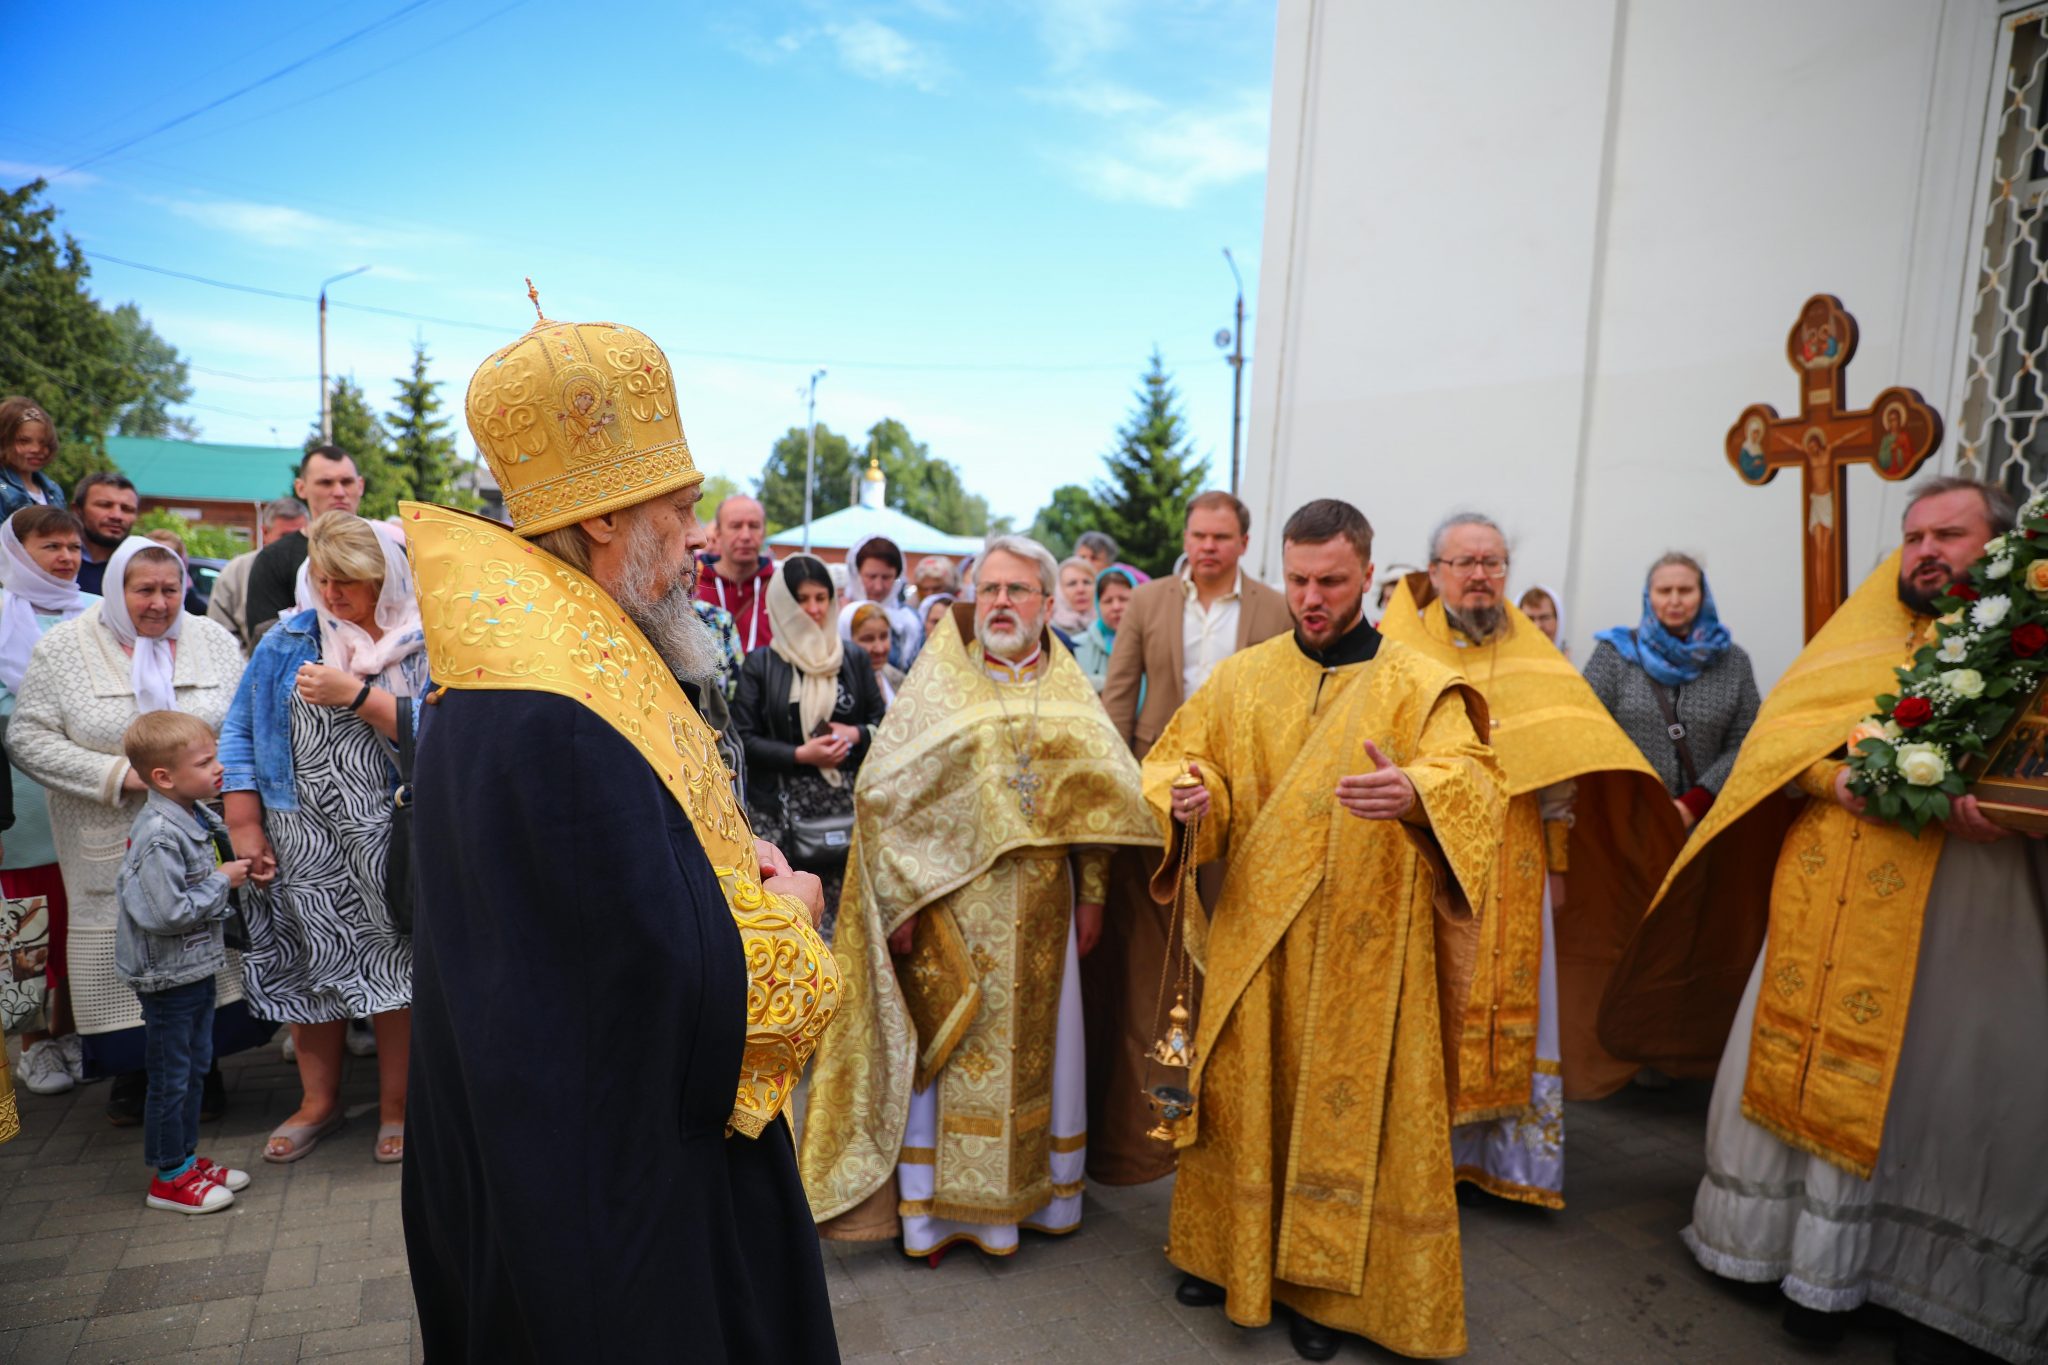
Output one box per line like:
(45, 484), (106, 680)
(1093, 351), (1211, 577)
(388, 342), (463, 508)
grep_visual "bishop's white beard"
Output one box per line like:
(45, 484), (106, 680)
(615, 515), (720, 687)
(975, 610), (1036, 662)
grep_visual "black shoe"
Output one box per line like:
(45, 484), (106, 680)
(104, 1070), (145, 1127)
(199, 1063), (225, 1123)
(1782, 1303), (1848, 1344)
(1288, 1311), (1340, 1362)
(1896, 1322), (1996, 1365)
(1174, 1275), (1225, 1308)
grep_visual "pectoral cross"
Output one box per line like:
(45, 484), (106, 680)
(1727, 294), (1943, 641)
(1008, 759), (1042, 818)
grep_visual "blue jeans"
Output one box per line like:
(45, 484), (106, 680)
(139, 980), (214, 1171)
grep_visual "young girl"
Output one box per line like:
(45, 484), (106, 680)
(845, 602), (905, 704)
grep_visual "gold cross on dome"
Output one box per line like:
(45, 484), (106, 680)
(525, 277), (544, 321)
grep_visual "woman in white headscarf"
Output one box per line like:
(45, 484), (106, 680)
(10, 535), (252, 1123)
(218, 512), (426, 1165)
(732, 555), (886, 942)
(840, 533), (924, 669)
(0, 506), (94, 1096)
(1519, 582), (1569, 659)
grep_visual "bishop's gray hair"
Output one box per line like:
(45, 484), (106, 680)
(1428, 511), (1508, 562)
(978, 533), (1060, 598)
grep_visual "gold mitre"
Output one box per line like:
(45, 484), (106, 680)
(465, 289), (703, 536)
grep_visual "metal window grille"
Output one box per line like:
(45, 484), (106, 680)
(1961, 9), (2048, 499)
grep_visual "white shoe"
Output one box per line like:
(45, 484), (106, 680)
(56, 1033), (85, 1082)
(344, 1021), (377, 1058)
(281, 1029), (296, 1062)
(17, 1039), (74, 1095)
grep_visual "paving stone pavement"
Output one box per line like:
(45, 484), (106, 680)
(3, 1044), (1900, 1363)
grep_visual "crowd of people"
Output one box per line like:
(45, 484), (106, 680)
(1, 298), (2039, 1365)
(0, 414), (421, 1210)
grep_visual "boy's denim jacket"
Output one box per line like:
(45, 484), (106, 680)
(114, 791), (235, 994)
(218, 608), (426, 811)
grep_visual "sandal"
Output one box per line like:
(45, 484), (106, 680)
(373, 1122), (404, 1165)
(263, 1113), (345, 1164)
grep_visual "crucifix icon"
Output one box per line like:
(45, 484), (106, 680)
(1727, 294), (1944, 640)
(1008, 758), (1042, 818)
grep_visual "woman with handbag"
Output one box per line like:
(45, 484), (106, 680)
(1584, 553), (1761, 832)
(733, 554), (885, 943)
(218, 512), (426, 1165)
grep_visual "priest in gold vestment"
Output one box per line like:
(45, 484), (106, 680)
(1147, 500), (1507, 1362)
(1602, 478), (2047, 1365)
(400, 304), (842, 1362)
(1380, 514), (1683, 1210)
(800, 535), (1158, 1260)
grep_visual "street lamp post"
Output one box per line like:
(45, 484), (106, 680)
(802, 368), (826, 554)
(318, 266), (370, 445)
(1218, 248), (1246, 495)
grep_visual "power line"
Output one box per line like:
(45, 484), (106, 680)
(82, 251), (1191, 374)
(57, 0), (441, 176)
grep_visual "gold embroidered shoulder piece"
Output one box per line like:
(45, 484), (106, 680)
(400, 501), (838, 1138)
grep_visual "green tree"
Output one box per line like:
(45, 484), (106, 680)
(108, 303), (198, 440)
(310, 376), (399, 517)
(136, 506), (248, 559)
(387, 342), (465, 507)
(696, 472), (742, 527)
(757, 423), (859, 530)
(864, 418), (993, 536)
(1093, 351), (1210, 577)
(1027, 484), (1098, 559)
(0, 179), (145, 488)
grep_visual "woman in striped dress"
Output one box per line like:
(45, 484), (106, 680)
(219, 513), (426, 1165)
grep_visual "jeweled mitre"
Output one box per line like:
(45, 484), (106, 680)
(466, 312), (702, 536)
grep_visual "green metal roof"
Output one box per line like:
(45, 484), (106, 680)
(105, 435), (299, 505)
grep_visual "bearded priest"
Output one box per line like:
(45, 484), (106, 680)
(801, 534), (1158, 1261)
(399, 301), (842, 1363)
(1149, 499), (1507, 1362)
(1602, 476), (2047, 1365)
(1380, 513), (1684, 1211)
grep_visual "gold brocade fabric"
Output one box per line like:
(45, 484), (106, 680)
(399, 502), (837, 1139)
(1454, 792), (1546, 1123)
(798, 612), (1157, 1226)
(1381, 581), (1683, 1101)
(464, 315), (703, 537)
(0, 1049), (17, 1145)
(1141, 633), (1505, 1359)
(1600, 552), (1942, 1176)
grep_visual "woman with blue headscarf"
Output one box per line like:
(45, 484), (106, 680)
(1585, 553), (1760, 833)
(1069, 565), (1138, 692)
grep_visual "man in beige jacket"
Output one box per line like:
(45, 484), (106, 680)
(1100, 491), (1293, 758)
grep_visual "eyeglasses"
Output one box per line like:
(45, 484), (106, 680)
(976, 581), (1043, 603)
(1434, 556), (1509, 578)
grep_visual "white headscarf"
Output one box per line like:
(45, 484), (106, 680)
(767, 555), (849, 788)
(98, 537), (185, 714)
(1520, 582), (1569, 659)
(841, 533), (924, 656)
(0, 516), (90, 694)
(840, 601), (897, 705)
(299, 520), (425, 697)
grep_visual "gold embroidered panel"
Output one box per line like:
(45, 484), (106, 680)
(1454, 792), (1545, 1124)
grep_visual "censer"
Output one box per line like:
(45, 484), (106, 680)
(1143, 767), (1204, 1142)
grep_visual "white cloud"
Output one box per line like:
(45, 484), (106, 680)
(1051, 89), (1268, 209)
(157, 197), (435, 251)
(1025, 0), (1137, 71)
(824, 18), (950, 92)
(0, 160), (100, 187)
(1026, 81), (1161, 117)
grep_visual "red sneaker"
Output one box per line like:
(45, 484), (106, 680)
(146, 1165), (235, 1215)
(194, 1157), (251, 1192)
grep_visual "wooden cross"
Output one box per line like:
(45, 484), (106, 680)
(1726, 294), (1944, 640)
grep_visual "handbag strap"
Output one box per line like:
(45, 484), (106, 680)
(393, 697), (415, 809)
(1635, 631), (1701, 790)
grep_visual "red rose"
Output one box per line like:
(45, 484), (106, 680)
(1892, 696), (1934, 728)
(1951, 585), (1981, 602)
(2016, 623), (2048, 658)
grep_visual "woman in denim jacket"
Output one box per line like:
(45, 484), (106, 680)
(0, 399), (66, 519)
(218, 513), (427, 1166)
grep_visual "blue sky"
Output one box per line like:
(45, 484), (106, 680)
(5, 1), (1274, 526)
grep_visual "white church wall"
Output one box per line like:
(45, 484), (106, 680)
(1248, 0), (1997, 686)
